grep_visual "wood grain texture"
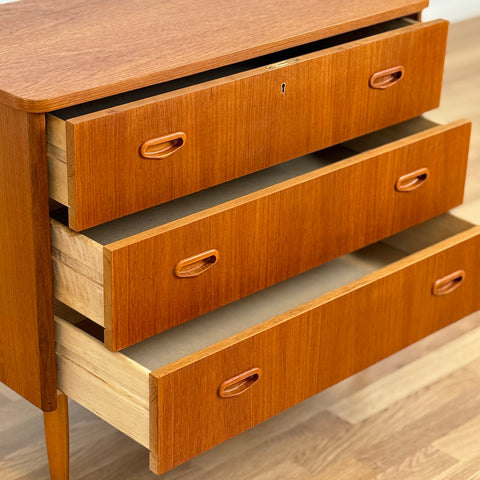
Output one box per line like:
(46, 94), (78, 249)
(0, 103), (56, 411)
(0, 0), (427, 112)
(2, 17), (479, 479)
(328, 325), (480, 424)
(54, 314), (150, 405)
(110, 244), (401, 369)
(50, 222), (480, 474)
(55, 312), (150, 448)
(52, 258), (104, 326)
(50, 219), (104, 325)
(54, 306), (150, 444)
(149, 227), (480, 474)
(43, 392), (69, 480)
(1, 320), (479, 479)
(51, 20), (448, 230)
(54, 304), (150, 447)
(434, 414), (480, 466)
(56, 355), (150, 449)
(103, 120), (470, 350)
(427, 17), (480, 210)
(46, 115), (69, 204)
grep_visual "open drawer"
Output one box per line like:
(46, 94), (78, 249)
(46, 18), (448, 230)
(55, 213), (480, 475)
(50, 117), (471, 350)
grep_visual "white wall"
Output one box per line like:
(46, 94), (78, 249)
(423, 0), (480, 22)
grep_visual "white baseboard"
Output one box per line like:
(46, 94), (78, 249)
(423, 0), (480, 22)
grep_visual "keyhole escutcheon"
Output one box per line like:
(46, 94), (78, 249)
(281, 82), (286, 94)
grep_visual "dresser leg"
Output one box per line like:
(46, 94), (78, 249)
(43, 391), (70, 479)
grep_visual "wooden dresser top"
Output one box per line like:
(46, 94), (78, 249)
(0, 0), (427, 112)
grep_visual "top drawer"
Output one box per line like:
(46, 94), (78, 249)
(47, 18), (448, 230)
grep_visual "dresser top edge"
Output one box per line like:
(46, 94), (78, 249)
(0, 0), (427, 112)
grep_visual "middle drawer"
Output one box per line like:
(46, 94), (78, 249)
(50, 117), (471, 350)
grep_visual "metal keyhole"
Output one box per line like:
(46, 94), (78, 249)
(281, 82), (286, 94)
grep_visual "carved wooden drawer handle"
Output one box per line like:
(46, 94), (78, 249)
(432, 270), (465, 296)
(174, 249), (219, 278)
(369, 66), (405, 89)
(218, 368), (262, 398)
(139, 132), (186, 159)
(395, 168), (430, 192)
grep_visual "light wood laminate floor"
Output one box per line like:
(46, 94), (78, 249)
(1, 17), (480, 480)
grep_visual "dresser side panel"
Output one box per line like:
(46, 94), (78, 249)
(0, 103), (56, 411)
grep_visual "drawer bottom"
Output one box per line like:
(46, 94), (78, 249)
(55, 214), (480, 475)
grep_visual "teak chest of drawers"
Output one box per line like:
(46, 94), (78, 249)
(0, 0), (477, 477)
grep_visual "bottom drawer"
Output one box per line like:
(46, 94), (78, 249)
(55, 214), (480, 475)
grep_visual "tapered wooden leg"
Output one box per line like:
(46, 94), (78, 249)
(43, 391), (69, 480)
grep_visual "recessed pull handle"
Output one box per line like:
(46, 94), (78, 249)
(369, 66), (405, 89)
(395, 168), (430, 192)
(218, 368), (262, 398)
(139, 132), (186, 159)
(432, 270), (465, 296)
(174, 249), (219, 278)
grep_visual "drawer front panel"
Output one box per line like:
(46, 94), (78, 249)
(149, 227), (480, 474)
(105, 120), (470, 350)
(64, 20), (447, 230)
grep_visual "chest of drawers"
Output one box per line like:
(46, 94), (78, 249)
(0, 0), (477, 477)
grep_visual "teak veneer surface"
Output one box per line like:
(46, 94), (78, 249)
(149, 227), (480, 473)
(0, 103), (56, 411)
(2, 16), (480, 480)
(0, 0), (427, 112)
(50, 119), (471, 350)
(47, 19), (448, 230)
(52, 217), (480, 474)
(104, 119), (469, 350)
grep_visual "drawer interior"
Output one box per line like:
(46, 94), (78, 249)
(50, 116), (470, 339)
(55, 212), (478, 457)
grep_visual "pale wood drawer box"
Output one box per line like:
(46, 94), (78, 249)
(46, 18), (448, 231)
(55, 214), (480, 475)
(50, 117), (471, 350)
(1, 0), (477, 478)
